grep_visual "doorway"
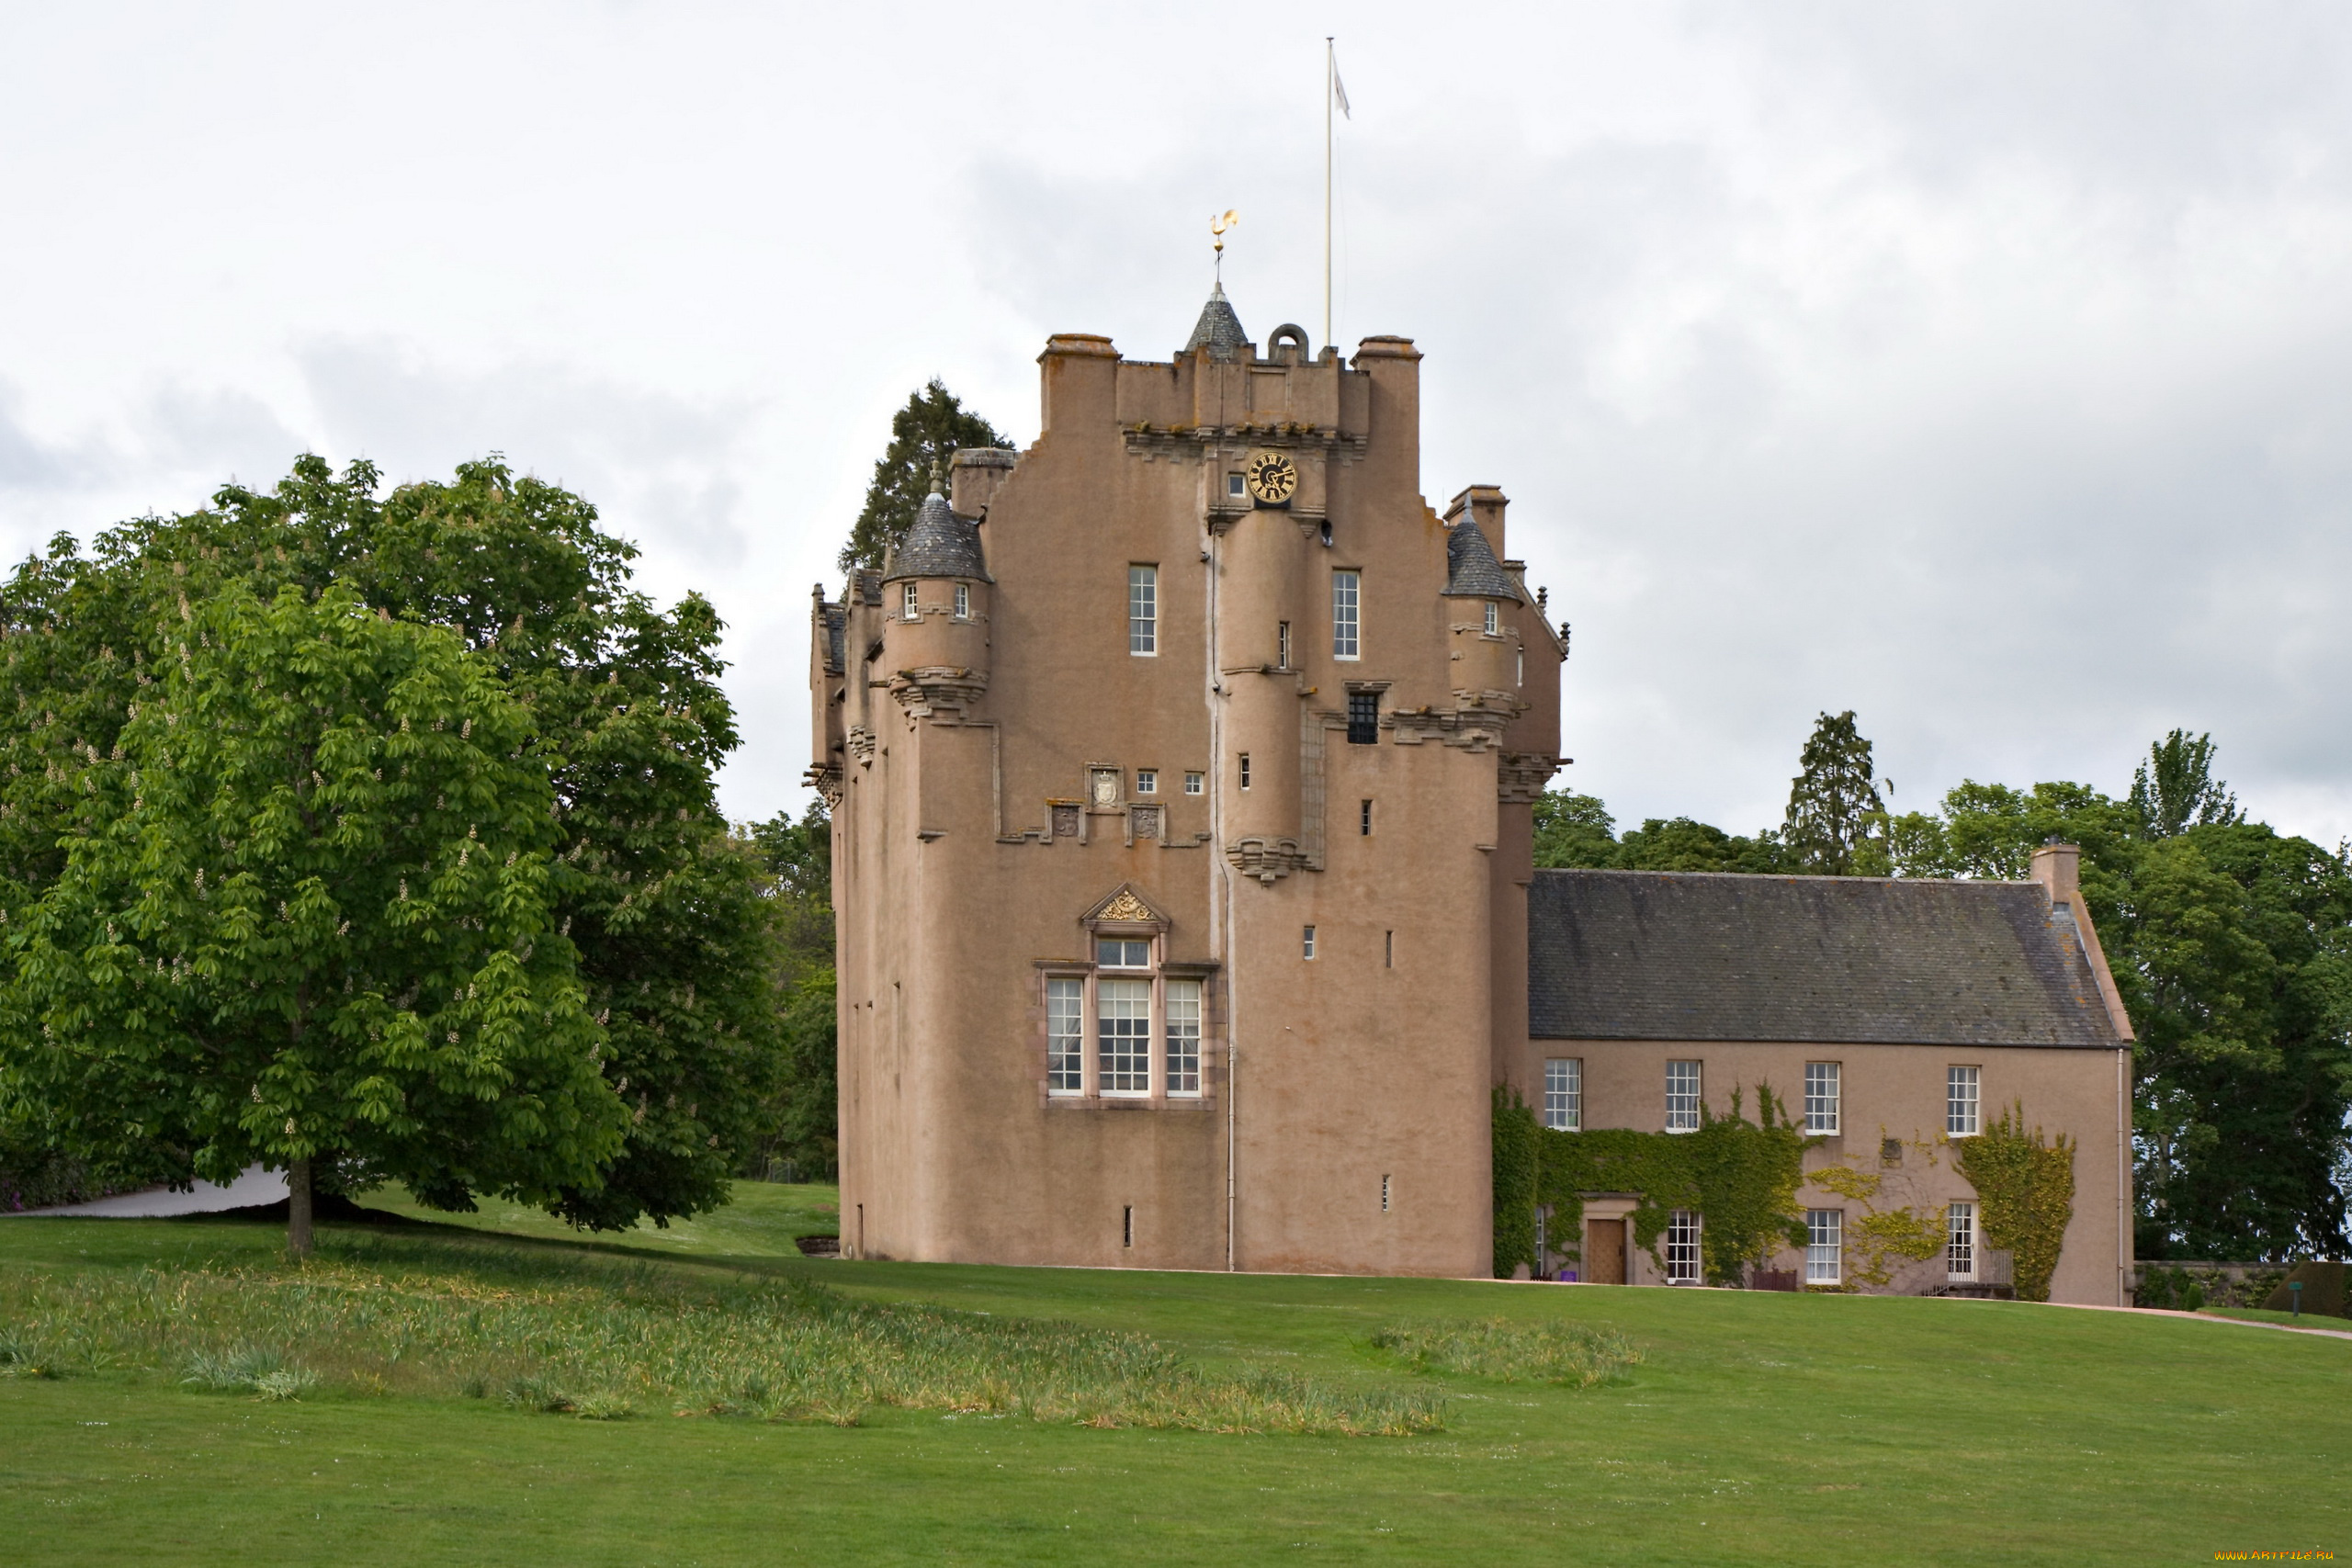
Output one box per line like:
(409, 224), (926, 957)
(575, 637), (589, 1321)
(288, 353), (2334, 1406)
(1585, 1218), (1626, 1285)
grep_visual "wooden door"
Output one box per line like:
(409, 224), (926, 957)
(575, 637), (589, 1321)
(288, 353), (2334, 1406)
(1586, 1219), (1625, 1284)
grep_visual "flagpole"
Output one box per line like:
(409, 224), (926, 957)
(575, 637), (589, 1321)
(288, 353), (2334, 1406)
(1324, 36), (1334, 354)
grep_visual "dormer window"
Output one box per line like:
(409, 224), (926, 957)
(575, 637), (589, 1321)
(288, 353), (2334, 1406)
(901, 582), (919, 620)
(1484, 601), (1499, 636)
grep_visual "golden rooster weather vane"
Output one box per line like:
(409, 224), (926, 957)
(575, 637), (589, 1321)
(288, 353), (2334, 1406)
(1210, 209), (1238, 285)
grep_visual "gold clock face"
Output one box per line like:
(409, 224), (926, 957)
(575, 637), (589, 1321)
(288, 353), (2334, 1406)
(1243, 450), (1298, 507)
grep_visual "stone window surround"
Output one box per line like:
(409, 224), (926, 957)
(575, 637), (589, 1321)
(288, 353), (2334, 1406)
(1032, 894), (1221, 1110)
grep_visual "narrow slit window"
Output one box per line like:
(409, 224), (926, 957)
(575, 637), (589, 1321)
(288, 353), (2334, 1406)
(1544, 1058), (1581, 1132)
(1331, 570), (1361, 660)
(1302, 925), (1317, 960)
(1164, 979), (1202, 1097)
(1097, 978), (1150, 1095)
(954, 581), (970, 619)
(1947, 1066), (1981, 1136)
(1666, 1060), (1702, 1132)
(1805, 1210), (1843, 1284)
(1381, 1175), (1392, 1213)
(1385, 931), (1394, 968)
(1804, 1062), (1840, 1134)
(1046, 976), (1083, 1096)
(1123, 1205), (1134, 1247)
(1360, 798), (1373, 836)
(1128, 565), (1158, 656)
(1277, 621), (1292, 668)
(1238, 753), (1250, 791)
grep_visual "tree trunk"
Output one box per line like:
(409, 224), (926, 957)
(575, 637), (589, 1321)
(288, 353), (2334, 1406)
(288, 1154), (313, 1258)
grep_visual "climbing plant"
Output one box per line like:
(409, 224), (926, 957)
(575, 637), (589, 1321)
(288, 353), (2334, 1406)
(1806, 1148), (1949, 1289)
(1493, 1084), (1812, 1284)
(1953, 1103), (2076, 1303)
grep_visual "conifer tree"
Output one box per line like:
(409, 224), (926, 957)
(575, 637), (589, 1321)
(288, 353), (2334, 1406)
(838, 380), (1010, 571)
(1782, 710), (1884, 874)
(2130, 729), (2244, 838)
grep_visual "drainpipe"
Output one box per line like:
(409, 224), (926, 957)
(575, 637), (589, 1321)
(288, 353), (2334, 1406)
(1207, 499), (1238, 1272)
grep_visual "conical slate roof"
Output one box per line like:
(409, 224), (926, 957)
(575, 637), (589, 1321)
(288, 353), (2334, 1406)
(1442, 515), (1524, 602)
(880, 487), (992, 584)
(1184, 284), (1249, 360)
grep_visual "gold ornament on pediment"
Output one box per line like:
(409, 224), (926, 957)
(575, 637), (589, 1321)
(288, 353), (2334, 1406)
(1098, 889), (1154, 924)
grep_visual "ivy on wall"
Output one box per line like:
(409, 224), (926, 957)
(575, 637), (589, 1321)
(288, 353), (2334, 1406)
(1492, 1085), (1812, 1284)
(1806, 1156), (1948, 1289)
(1953, 1103), (2076, 1303)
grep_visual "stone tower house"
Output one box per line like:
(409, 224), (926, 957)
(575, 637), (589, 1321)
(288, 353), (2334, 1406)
(810, 289), (1565, 1275)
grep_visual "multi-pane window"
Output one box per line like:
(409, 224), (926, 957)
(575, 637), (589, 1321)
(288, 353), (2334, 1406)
(1135, 770), (1157, 795)
(1128, 565), (1158, 656)
(1097, 978), (1151, 1095)
(1302, 925), (1317, 960)
(1183, 772), (1204, 795)
(1165, 979), (1202, 1097)
(1804, 1062), (1841, 1134)
(901, 581), (919, 619)
(1097, 939), (1150, 968)
(1947, 1201), (1976, 1278)
(1666, 1209), (1701, 1282)
(1277, 621), (1292, 668)
(1238, 754), (1250, 790)
(1543, 1058), (1582, 1131)
(1947, 1066), (1981, 1136)
(1805, 1209), (1843, 1284)
(1347, 691), (1379, 744)
(1483, 601), (1498, 636)
(1666, 1060), (1702, 1132)
(1046, 977), (1083, 1095)
(954, 582), (970, 619)
(1331, 570), (1361, 660)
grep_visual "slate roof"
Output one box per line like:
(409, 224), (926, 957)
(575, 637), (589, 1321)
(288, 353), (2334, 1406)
(1528, 870), (2124, 1047)
(1443, 516), (1524, 602)
(880, 490), (992, 584)
(1184, 284), (1250, 360)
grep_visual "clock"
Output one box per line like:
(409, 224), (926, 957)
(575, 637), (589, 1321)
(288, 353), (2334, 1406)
(1243, 450), (1298, 508)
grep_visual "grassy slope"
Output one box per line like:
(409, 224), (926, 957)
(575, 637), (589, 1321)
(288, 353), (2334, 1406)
(2, 1186), (2346, 1566)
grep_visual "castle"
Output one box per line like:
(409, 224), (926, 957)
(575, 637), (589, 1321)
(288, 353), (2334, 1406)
(810, 287), (2135, 1305)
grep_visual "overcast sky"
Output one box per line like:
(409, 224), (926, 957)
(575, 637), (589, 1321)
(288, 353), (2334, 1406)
(4, 3), (2348, 845)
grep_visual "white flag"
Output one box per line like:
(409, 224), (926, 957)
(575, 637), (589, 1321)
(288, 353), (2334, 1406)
(1333, 59), (1351, 119)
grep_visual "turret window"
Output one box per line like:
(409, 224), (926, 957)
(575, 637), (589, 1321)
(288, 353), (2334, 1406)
(901, 582), (919, 620)
(1129, 565), (1158, 656)
(1332, 570), (1361, 660)
(1484, 601), (1499, 636)
(955, 582), (970, 619)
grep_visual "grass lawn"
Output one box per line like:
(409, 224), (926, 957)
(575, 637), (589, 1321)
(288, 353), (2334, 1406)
(2, 1187), (2346, 1565)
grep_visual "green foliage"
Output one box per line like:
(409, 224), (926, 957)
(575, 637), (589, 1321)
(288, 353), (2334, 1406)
(740, 800), (836, 1181)
(1528, 792), (1787, 874)
(0, 456), (782, 1234)
(1370, 1318), (1642, 1388)
(1952, 1105), (2076, 1302)
(2, 583), (625, 1237)
(1497, 1084), (1813, 1285)
(1531, 791), (1616, 868)
(1782, 710), (1884, 874)
(0, 1238), (1446, 1435)
(2132, 729), (2243, 839)
(1490, 1086), (1540, 1277)
(838, 380), (1011, 571)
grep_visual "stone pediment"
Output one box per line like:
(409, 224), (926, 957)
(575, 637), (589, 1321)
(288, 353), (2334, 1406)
(1082, 883), (1169, 931)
